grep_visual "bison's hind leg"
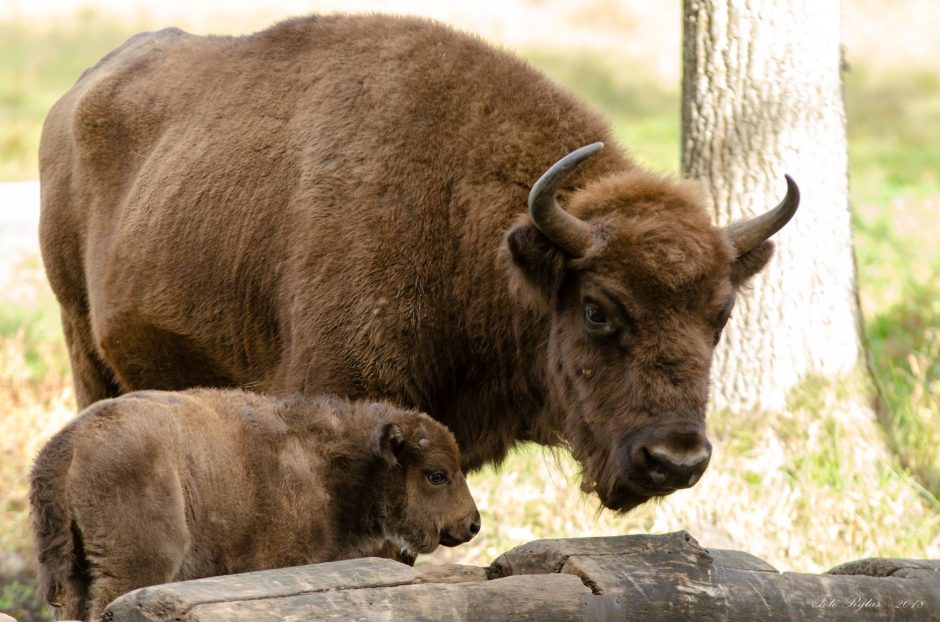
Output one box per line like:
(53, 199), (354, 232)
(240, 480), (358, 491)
(60, 307), (123, 410)
(41, 519), (92, 622)
(82, 499), (190, 620)
(74, 457), (192, 619)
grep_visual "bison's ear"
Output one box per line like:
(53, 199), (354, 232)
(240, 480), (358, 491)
(731, 240), (774, 288)
(501, 220), (567, 309)
(372, 423), (407, 467)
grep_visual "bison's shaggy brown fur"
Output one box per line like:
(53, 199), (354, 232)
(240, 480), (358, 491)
(29, 390), (479, 621)
(39, 14), (796, 514)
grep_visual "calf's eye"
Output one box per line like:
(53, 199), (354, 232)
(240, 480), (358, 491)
(427, 471), (448, 485)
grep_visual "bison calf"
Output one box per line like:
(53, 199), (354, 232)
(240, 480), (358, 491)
(29, 389), (480, 621)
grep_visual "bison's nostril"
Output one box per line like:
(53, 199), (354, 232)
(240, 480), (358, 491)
(642, 447), (671, 485)
(648, 464), (668, 485)
(636, 441), (710, 492)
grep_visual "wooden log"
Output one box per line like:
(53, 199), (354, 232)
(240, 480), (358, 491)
(564, 554), (938, 620)
(491, 532), (939, 621)
(828, 558), (940, 578)
(103, 557), (592, 622)
(104, 535), (939, 621)
(706, 548), (779, 573)
(488, 530), (708, 577)
(103, 559), (492, 621)
(186, 574), (591, 622)
(102, 557), (422, 621)
(105, 569), (592, 622)
(415, 563), (490, 584)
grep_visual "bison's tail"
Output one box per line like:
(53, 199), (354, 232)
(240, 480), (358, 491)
(28, 426), (89, 621)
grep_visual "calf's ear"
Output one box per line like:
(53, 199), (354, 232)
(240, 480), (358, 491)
(731, 240), (774, 287)
(372, 423), (406, 467)
(501, 220), (567, 309)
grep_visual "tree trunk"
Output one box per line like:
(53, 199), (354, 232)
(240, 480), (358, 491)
(682, 0), (862, 412)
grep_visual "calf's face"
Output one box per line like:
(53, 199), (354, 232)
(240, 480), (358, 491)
(373, 413), (480, 556)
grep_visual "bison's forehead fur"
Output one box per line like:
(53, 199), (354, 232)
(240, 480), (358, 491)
(566, 171), (735, 306)
(403, 412), (462, 466)
(283, 397), (462, 463)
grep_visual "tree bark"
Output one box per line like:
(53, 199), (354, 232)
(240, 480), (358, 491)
(682, 0), (862, 411)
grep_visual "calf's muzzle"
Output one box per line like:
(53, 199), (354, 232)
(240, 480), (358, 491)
(440, 510), (482, 547)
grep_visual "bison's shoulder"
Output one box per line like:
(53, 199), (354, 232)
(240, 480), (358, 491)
(76, 27), (188, 84)
(43, 27), (210, 169)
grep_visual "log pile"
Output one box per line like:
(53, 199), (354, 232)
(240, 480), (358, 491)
(103, 531), (939, 621)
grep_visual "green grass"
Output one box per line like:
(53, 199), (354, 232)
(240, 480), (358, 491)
(0, 11), (144, 180)
(0, 300), (68, 381)
(527, 51), (680, 172)
(845, 68), (940, 204)
(711, 371), (939, 566)
(846, 66), (940, 498)
(0, 578), (48, 622)
(865, 285), (940, 497)
(0, 256), (69, 381)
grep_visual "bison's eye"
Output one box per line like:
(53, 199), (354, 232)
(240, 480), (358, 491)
(583, 303), (609, 331)
(713, 325), (727, 345)
(714, 299), (735, 345)
(427, 471), (448, 485)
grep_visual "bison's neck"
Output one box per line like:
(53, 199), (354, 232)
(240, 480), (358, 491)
(436, 307), (563, 471)
(322, 453), (398, 557)
(272, 196), (566, 470)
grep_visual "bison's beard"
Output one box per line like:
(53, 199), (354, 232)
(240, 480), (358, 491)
(580, 475), (653, 513)
(558, 370), (661, 513)
(597, 483), (653, 513)
(570, 421), (657, 513)
(384, 527), (437, 557)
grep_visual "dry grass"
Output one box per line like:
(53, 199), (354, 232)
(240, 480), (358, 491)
(0, 335), (74, 567)
(0, 270), (73, 620)
(0, 264), (75, 582)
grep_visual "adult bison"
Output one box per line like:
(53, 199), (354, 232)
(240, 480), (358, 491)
(39, 14), (798, 512)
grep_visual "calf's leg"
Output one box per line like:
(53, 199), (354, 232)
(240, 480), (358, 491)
(74, 468), (191, 620)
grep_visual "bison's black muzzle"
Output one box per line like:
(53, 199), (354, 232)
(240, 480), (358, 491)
(619, 424), (712, 496)
(440, 511), (482, 547)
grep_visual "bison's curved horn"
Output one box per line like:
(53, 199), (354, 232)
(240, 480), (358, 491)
(528, 142), (603, 257)
(726, 175), (800, 256)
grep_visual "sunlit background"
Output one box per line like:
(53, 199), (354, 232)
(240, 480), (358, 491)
(1, 2), (938, 619)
